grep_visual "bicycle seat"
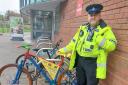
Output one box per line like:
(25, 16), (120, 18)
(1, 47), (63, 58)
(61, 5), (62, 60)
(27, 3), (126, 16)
(32, 48), (40, 52)
(32, 48), (49, 52)
(42, 49), (48, 52)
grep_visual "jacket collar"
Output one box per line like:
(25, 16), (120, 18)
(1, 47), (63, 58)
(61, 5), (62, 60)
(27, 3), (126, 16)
(98, 19), (107, 28)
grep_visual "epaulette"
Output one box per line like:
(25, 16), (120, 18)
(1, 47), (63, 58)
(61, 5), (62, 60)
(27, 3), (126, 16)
(82, 22), (89, 26)
(99, 19), (107, 28)
(82, 22), (90, 29)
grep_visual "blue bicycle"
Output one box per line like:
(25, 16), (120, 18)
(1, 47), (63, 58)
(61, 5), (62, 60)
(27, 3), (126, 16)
(15, 40), (70, 81)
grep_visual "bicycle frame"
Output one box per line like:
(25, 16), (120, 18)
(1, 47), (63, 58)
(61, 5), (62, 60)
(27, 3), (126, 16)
(13, 47), (64, 85)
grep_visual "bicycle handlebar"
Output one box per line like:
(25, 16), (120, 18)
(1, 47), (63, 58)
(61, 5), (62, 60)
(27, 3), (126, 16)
(54, 39), (63, 49)
(16, 44), (32, 50)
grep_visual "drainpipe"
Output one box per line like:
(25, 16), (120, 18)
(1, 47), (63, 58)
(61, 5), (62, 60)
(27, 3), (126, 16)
(30, 11), (33, 40)
(52, 10), (56, 42)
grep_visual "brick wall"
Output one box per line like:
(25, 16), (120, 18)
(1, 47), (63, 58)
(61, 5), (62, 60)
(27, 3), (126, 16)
(54, 0), (128, 85)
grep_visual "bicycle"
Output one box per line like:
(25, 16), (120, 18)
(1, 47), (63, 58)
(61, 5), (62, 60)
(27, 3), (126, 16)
(0, 44), (67, 85)
(15, 39), (64, 64)
(15, 40), (69, 80)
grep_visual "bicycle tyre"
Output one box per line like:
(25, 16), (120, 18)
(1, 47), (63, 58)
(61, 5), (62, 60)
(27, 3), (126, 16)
(15, 54), (25, 64)
(0, 64), (33, 85)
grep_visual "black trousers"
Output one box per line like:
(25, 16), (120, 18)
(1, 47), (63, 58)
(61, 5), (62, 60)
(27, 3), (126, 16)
(76, 53), (99, 85)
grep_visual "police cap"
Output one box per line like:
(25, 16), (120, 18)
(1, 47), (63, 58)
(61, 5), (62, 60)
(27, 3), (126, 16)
(86, 4), (103, 15)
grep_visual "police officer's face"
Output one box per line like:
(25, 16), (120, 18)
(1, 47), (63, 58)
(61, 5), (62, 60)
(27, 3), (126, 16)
(88, 13), (101, 27)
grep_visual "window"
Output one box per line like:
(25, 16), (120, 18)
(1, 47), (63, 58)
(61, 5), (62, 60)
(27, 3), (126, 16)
(54, 5), (61, 33)
(27, 0), (30, 5)
(30, 0), (35, 4)
(20, 0), (24, 8)
(31, 10), (52, 39)
(36, 0), (42, 2)
(25, 0), (27, 6)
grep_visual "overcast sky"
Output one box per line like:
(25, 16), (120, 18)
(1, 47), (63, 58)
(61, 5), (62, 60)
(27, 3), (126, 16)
(0, 0), (19, 14)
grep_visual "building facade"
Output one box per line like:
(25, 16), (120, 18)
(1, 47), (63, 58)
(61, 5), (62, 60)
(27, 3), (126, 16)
(54, 0), (128, 85)
(20, 0), (66, 40)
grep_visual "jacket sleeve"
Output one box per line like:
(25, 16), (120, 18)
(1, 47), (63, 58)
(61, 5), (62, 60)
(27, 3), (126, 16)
(58, 28), (81, 54)
(96, 26), (117, 52)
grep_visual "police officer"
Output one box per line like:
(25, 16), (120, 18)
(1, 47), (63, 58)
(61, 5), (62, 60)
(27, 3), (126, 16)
(57, 4), (117, 85)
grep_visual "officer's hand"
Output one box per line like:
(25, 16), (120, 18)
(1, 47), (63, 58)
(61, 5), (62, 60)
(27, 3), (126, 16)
(56, 50), (65, 56)
(56, 50), (61, 55)
(66, 53), (72, 58)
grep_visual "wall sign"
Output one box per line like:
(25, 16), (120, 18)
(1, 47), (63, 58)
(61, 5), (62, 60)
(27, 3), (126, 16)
(76, 0), (83, 16)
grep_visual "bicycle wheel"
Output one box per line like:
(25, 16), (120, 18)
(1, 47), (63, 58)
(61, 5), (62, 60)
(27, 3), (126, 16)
(0, 64), (33, 85)
(57, 69), (77, 85)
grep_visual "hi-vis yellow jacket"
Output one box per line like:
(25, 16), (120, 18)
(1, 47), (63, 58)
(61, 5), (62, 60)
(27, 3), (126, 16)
(58, 20), (117, 79)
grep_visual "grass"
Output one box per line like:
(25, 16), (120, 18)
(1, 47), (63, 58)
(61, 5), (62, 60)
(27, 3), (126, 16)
(23, 27), (31, 32)
(0, 27), (31, 33)
(0, 27), (10, 33)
